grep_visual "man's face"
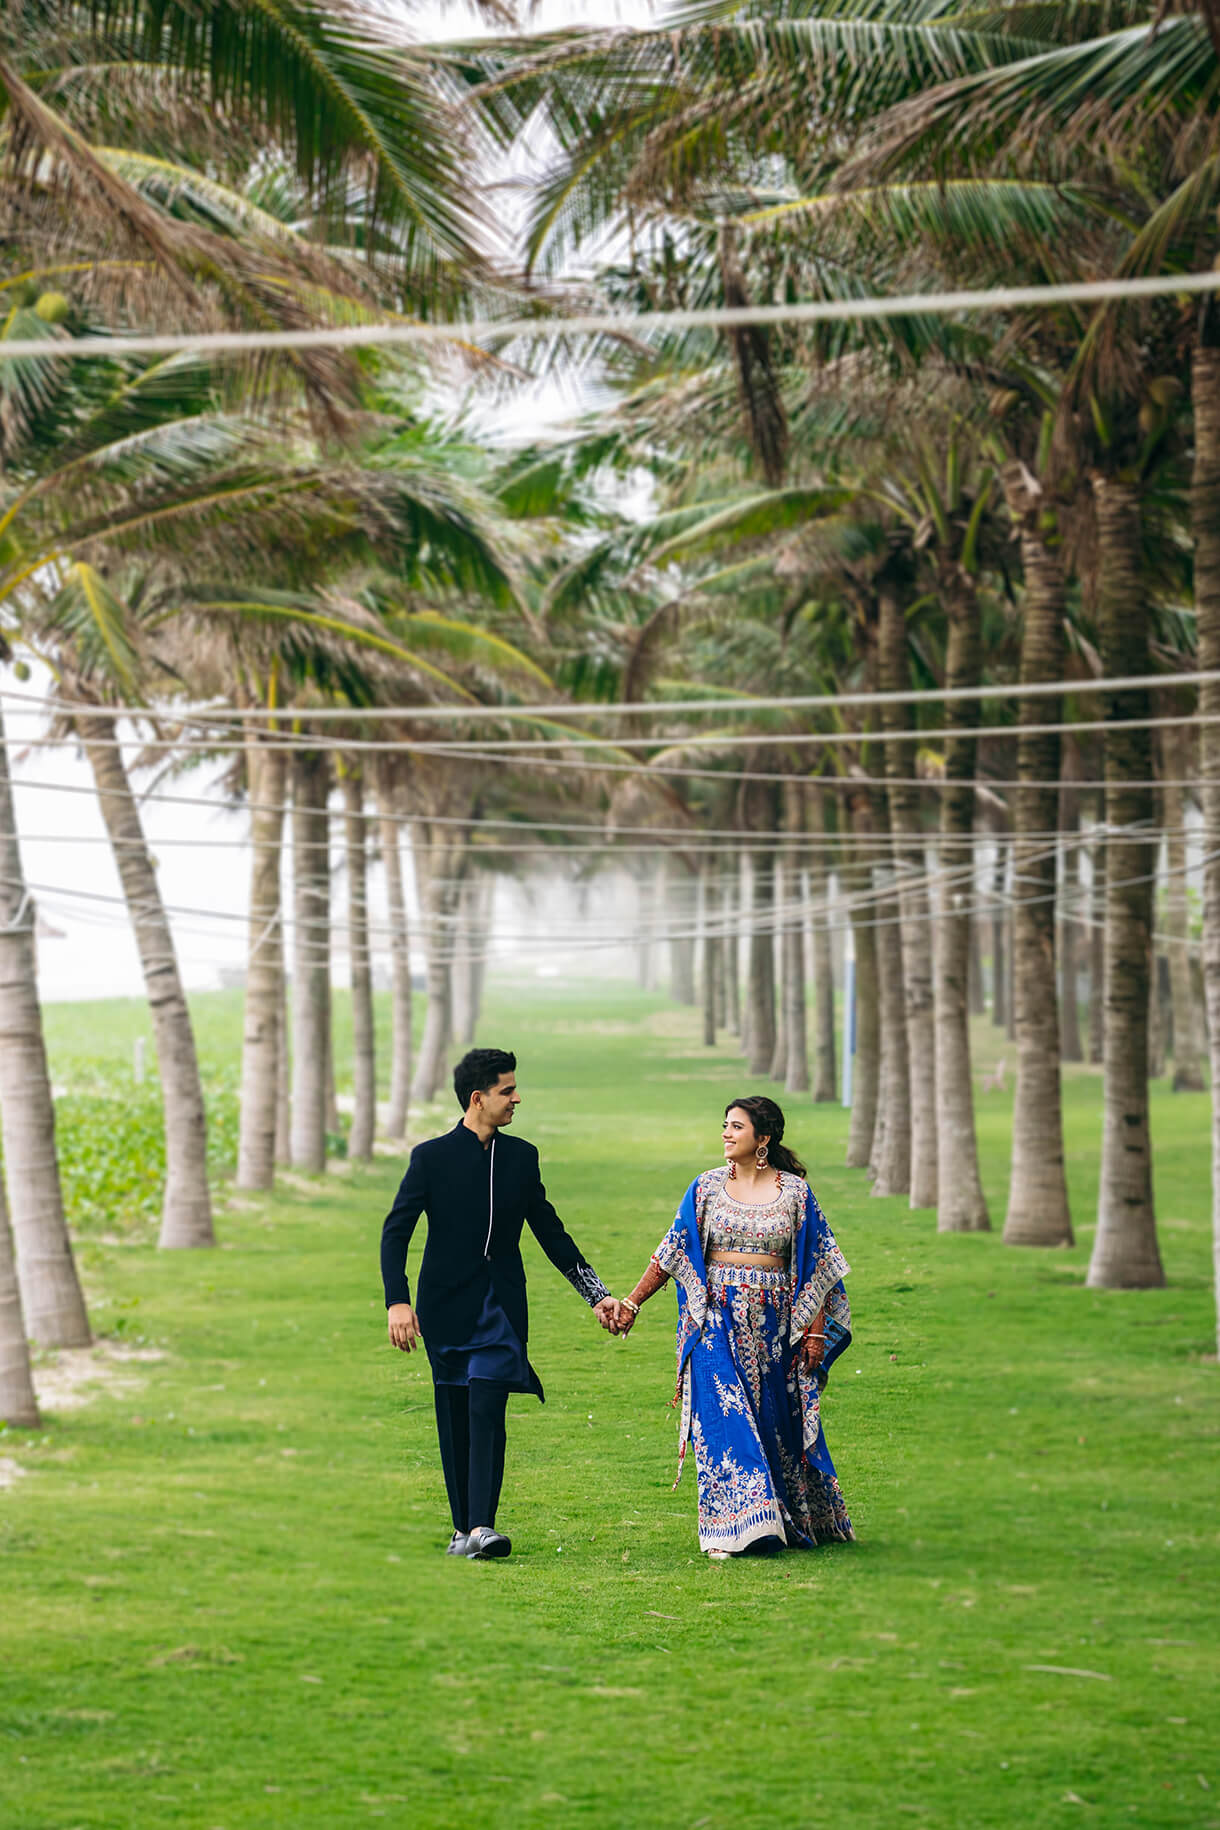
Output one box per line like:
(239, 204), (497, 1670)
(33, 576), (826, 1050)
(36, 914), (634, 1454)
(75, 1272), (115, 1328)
(474, 1072), (521, 1129)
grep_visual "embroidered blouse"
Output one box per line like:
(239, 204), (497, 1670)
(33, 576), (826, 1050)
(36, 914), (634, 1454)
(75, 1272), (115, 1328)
(704, 1180), (794, 1259)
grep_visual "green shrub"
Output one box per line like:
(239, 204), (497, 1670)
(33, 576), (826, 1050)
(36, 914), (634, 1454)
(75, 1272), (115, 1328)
(50, 1072), (240, 1238)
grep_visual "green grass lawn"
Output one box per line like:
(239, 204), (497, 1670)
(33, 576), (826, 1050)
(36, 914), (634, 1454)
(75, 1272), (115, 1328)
(2, 982), (1217, 1830)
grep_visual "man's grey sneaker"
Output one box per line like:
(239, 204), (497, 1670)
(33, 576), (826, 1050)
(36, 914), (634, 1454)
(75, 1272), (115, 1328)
(446, 1531), (470, 1556)
(465, 1526), (511, 1560)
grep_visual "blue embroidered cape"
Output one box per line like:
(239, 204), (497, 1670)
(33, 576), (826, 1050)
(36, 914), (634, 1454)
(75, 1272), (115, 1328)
(654, 1166), (852, 1485)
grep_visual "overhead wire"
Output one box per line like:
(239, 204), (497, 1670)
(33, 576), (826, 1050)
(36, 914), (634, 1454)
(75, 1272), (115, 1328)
(20, 836), (1209, 964)
(4, 668), (1216, 727)
(0, 268), (1217, 366)
(9, 769), (1208, 833)
(0, 704), (1211, 756)
(6, 822), (1205, 856)
(12, 821), (1180, 954)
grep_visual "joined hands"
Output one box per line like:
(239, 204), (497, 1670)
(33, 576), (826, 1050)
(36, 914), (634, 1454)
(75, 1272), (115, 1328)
(593, 1296), (632, 1335)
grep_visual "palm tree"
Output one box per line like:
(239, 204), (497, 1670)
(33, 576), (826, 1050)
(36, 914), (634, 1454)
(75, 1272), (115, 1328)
(341, 762), (375, 1161)
(1197, 335), (1220, 1349)
(0, 696), (90, 1347)
(1162, 725), (1205, 1090)
(848, 0), (1217, 1284)
(0, 354), (385, 1238)
(288, 745), (331, 1172)
(1000, 461), (1075, 1248)
(780, 782), (810, 1094)
(1087, 472), (1164, 1288)
(809, 790), (838, 1105)
(843, 776), (881, 1170)
(878, 580), (938, 1208)
(236, 733), (287, 1190)
(73, 693), (215, 1245)
(373, 754), (413, 1141)
(0, 1161), (41, 1427)
(1, 0), (494, 323)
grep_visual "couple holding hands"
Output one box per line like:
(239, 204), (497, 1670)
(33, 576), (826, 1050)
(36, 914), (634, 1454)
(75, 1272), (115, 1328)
(380, 1048), (854, 1563)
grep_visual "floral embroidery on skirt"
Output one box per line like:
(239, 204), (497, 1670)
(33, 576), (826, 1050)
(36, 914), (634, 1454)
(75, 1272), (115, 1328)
(688, 1263), (853, 1554)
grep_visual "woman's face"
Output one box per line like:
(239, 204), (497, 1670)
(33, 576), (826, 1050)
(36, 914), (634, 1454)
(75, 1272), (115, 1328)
(723, 1106), (768, 1169)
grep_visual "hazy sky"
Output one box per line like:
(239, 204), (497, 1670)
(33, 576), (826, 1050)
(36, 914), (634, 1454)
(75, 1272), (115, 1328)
(12, 2), (657, 1003)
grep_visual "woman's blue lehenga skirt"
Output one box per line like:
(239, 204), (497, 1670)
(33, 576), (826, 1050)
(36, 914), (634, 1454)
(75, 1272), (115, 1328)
(688, 1263), (853, 1554)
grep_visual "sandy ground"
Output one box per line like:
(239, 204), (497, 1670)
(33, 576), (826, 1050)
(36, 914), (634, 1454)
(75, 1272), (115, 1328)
(31, 1341), (165, 1414)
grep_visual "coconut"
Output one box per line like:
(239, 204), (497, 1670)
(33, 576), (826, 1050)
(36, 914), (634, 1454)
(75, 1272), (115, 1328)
(34, 291), (71, 324)
(1146, 376), (1182, 409)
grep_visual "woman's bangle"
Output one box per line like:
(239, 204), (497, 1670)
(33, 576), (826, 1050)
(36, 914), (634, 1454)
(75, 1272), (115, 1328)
(805, 1330), (825, 1339)
(620, 1297), (641, 1316)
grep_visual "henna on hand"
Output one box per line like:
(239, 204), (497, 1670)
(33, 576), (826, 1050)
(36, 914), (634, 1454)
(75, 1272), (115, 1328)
(627, 1257), (669, 1310)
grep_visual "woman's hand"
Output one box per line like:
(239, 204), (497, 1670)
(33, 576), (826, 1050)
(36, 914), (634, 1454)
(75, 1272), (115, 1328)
(615, 1301), (638, 1336)
(800, 1331), (824, 1371)
(800, 1306), (826, 1371)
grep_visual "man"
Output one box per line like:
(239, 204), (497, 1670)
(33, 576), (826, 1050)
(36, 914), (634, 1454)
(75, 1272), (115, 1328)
(381, 1047), (619, 1561)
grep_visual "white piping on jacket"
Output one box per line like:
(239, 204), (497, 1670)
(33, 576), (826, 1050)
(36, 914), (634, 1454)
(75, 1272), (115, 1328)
(484, 1135), (495, 1260)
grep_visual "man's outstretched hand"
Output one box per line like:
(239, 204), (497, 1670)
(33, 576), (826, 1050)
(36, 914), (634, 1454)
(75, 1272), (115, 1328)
(387, 1302), (422, 1352)
(593, 1296), (623, 1334)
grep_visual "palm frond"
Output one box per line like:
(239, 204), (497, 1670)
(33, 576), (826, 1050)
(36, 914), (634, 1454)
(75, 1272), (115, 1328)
(744, 176), (1099, 258)
(855, 15), (1217, 180)
(463, 11), (1054, 271)
(41, 558), (140, 691)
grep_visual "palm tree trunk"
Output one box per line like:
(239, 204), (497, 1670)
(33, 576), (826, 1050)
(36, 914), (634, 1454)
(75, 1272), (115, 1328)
(1002, 517), (1073, 1247)
(375, 771), (412, 1140)
(844, 788), (880, 1170)
(771, 911), (793, 1076)
(451, 873), (487, 1048)
(635, 862), (657, 991)
(1164, 727), (1205, 1090)
(935, 578), (989, 1233)
(1088, 833), (1106, 1065)
(1059, 780), (1084, 1063)
(990, 833), (1007, 1028)
(746, 849), (777, 1075)
(880, 588), (937, 1208)
(0, 1164), (39, 1427)
(0, 703), (89, 1346)
(1148, 907), (1168, 1082)
(275, 978), (291, 1164)
(237, 741), (285, 1190)
(968, 916), (985, 1016)
(668, 857), (697, 1005)
(411, 826), (461, 1105)
(324, 996), (339, 1136)
(78, 715), (213, 1249)
(870, 783), (911, 1197)
(811, 798), (837, 1102)
(782, 891), (809, 1092)
(464, 876), (492, 1046)
(724, 858), (741, 1036)
(342, 769), (375, 1162)
(702, 869), (720, 1048)
(290, 751), (330, 1173)
(1194, 341), (1220, 1350)
(1087, 476), (1163, 1288)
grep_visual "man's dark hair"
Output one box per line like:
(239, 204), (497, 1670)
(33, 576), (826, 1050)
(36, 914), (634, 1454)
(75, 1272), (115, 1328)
(454, 1048), (516, 1111)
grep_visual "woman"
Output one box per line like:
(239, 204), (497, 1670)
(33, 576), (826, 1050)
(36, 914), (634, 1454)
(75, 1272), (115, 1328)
(616, 1095), (854, 1559)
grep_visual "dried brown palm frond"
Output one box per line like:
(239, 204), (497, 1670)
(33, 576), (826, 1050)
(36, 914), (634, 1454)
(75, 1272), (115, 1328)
(1, 54), (190, 288)
(717, 220), (788, 489)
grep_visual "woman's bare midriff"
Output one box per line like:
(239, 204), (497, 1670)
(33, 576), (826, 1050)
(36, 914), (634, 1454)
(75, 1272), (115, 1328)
(706, 1250), (787, 1269)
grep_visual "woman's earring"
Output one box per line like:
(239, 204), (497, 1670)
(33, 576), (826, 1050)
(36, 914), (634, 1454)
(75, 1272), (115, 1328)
(755, 1144), (769, 1170)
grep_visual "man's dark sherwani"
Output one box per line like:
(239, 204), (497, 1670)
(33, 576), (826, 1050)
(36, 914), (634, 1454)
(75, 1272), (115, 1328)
(380, 1119), (609, 1399)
